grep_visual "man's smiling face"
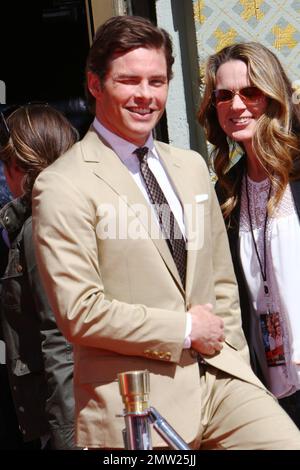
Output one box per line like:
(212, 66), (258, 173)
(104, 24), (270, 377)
(89, 47), (169, 146)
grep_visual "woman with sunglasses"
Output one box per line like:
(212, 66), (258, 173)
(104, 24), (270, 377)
(0, 104), (79, 448)
(198, 42), (300, 428)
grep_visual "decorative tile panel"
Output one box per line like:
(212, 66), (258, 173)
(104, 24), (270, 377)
(193, 0), (300, 163)
(193, 0), (300, 85)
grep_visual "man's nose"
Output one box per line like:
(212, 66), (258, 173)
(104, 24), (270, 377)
(135, 81), (152, 100)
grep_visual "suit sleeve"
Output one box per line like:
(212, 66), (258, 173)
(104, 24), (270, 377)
(23, 220), (77, 449)
(32, 170), (186, 363)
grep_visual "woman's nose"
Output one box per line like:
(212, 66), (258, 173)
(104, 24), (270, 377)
(231, 93), (246, 110)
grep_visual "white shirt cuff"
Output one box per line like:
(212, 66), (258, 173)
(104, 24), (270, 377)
(183, 312), (192, 349)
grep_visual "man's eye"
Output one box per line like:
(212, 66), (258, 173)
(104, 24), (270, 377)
(151, 80), (165, 86)
(118, 79), (138, 85)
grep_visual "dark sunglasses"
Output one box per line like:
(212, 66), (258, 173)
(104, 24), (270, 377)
(0, 102), (48, 150)
(213, 86), (265, 105)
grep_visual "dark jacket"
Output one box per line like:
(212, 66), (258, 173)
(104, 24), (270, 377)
(0, 197), (76, 449)
(215, 156), (300, 376)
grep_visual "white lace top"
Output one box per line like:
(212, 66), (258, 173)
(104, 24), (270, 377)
(239, 175), (300, 398)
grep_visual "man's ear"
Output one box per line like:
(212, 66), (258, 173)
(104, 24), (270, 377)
(87, 72), (102, 99)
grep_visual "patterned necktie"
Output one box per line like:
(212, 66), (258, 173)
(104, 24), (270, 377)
(134, 146), (186, 287)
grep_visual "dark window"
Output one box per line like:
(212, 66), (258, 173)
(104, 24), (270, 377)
(0, 1), (90, 103)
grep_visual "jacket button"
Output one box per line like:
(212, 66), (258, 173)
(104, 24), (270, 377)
(19, 406), (25, 412)
(16, 264), (23, 273)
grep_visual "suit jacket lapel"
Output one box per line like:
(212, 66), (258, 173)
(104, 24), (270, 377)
(155, 141), (199, 298)
(81, 130), (184, 294)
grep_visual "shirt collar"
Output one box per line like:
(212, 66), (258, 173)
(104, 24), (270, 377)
(92, 118), (157, 166)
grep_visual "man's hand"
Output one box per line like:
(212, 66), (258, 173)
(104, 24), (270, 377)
(189, 303), (225, 355)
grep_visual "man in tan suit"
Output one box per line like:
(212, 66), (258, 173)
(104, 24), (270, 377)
(32, 16), (300, 449)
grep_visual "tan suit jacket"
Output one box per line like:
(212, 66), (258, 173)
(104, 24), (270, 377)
(32, 128), (264, 448)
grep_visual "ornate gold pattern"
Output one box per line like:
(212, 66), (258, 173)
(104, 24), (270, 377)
(272, 24), (297, 50)
(193, 1), (300, 85)
(240, 0), (264, 21)
(192, 0), (300, 162)
(193, 0), (206, 24)
(214, 27), (239, 52)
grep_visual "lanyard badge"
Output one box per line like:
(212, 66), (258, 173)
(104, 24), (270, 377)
(245, 175), (286, 367)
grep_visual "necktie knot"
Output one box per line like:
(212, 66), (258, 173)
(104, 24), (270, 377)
(134, 146), (149, 163)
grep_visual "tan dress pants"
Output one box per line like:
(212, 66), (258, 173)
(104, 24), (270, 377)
(189, 364), (300, 450)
